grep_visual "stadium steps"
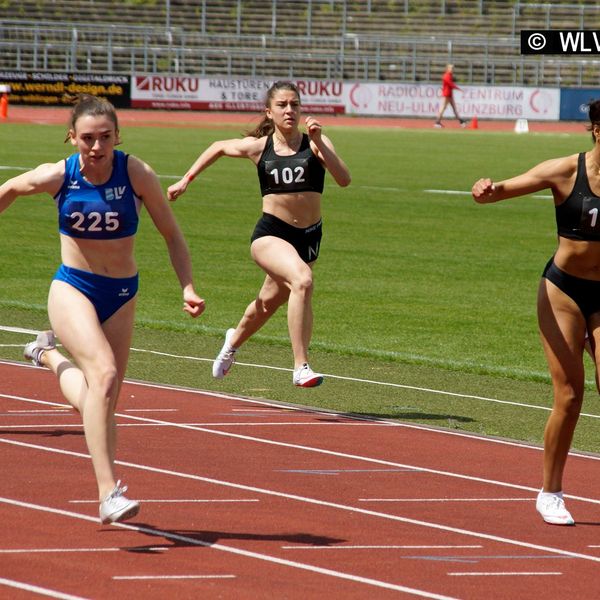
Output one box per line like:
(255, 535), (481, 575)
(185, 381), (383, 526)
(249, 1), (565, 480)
(1, 0), (599, 86)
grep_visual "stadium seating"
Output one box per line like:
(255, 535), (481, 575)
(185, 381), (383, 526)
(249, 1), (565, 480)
(1, 1), (599, 87)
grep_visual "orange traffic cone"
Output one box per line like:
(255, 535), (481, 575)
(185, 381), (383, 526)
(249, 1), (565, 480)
(0, 94), (7, 119)
(469, 115), (478, 129)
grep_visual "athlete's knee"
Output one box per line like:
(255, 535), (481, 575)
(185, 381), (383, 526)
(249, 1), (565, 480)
(87, 363), (119, 401)
(257, 287), (289, 315)
(290, 268), (314, 296)
(552, 387), (584, 420)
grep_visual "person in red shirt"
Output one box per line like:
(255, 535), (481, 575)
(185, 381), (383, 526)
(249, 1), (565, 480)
(434, 64), (467, 128)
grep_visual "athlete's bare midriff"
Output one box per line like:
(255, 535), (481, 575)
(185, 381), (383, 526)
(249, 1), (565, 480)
(60, 233), (137, 277)
(262, 191), (321, 228)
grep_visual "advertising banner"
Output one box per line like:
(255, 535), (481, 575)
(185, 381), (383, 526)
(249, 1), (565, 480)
(0, 72), (130, 107)
(131, 75), (346, 113)
(559, 88), (600, 121)
(343, 82), (560, 121)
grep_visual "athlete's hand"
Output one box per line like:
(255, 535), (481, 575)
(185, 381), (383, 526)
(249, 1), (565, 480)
(167, 178), (189, 202)
(183, 287), (206, 318)
(472, 178), (496, 202)
(305, 116), (322, 143)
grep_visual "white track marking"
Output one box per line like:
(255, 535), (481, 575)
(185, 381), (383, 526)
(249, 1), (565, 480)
(0, 577), (88, 599)
(0, 497), (457, 600)
(448, 571), (561, 576)
(2, 439), (600, 565)
(113, 575), (236, 580)
(282, 545), (483, 550)
(1, 329), (597, 399)
(2, 386), (600, 507)
(0, 325), (40, 335)
(360, 498), (534, 503)
(0, 547), (120, 554)
(70, 498), (258, 504)
(425, 189), (552, 200)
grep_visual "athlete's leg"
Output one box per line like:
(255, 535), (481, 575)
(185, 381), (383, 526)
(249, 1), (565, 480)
(587, 312), (600, 394)
(249, 236), (315, 368)
(99, 300), (136, 466)
(537, 278), (586, 493)
(45, 279), (135, 501)
(229, 274), (290, 349)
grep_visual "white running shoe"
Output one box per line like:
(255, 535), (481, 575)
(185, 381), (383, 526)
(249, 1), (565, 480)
(536, 489), (574, 525)
(99, 480), (140, 525)
(293, 363), (323, 388)
(212, 328), (237, 379)
(23, 330), (56, 367)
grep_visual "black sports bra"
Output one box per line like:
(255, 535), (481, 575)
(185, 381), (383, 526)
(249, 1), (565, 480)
(556, 152), (600, 241)
(257, 134), (325, 196)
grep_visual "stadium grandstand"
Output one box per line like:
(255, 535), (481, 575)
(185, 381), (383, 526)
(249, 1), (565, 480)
(1, 1), (600, 86)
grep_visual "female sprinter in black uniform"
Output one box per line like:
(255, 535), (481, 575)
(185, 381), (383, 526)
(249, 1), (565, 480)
(168, 81), (351, 387)
(472, 99), (600, 526)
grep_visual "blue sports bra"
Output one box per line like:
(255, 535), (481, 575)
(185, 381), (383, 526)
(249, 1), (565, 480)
(54, 150), (141, 240)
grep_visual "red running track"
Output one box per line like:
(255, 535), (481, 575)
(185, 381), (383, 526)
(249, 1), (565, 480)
(2, 104), (589, 134)
(1, 360), (600, 599)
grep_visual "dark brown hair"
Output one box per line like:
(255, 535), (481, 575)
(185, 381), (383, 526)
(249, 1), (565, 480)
(246, 81), (301, 138)
(587, 99), (600, 142)
(64, 94), (120, 143)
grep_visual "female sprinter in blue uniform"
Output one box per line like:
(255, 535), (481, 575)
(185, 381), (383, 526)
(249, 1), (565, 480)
(167, 81), (351, 387)
(0, 95), (205, 524)
(472, 99), (600, 526)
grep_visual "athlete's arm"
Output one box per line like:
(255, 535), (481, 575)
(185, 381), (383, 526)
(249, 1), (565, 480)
(472, 155), (577, 204)
(167, 136), (266, 201)
(0, 161), (65, 213)
(305, 116), (351, 187)
(129, 156), (205, 318)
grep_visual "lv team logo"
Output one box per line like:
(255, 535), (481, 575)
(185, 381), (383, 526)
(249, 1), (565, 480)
(105, 186), (127, 201)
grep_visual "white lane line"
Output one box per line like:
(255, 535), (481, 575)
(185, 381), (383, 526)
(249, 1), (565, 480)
(3, 390), (600, 509)
(3, 406), (69, 416)
(113, 575), (236, 580)
(0, 421), (386, 429)
(231, 408), (284, 412)
(360, 498), (533, 503)
(4, 356), (600, 422)
(0, 325), (39, 335)
(124, 409), (178, 413)
(2, 438), (600, 566)
(70, 498), (259, 504)
(111, 413), (600, 506)
(0, 577), (88, 600)
(282, 545), (483, 550)
(425, 189), (553, 200)
(424, 189), (471, 195)
(0, 547), (120, 554)
(448, 571), (561, 576)
(0, 497), (457, 600)
(277, 468), (415, 474)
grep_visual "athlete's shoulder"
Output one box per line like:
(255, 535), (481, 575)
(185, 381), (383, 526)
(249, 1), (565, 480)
(32, 159), (67, 184)
(533, 153), (578, 178)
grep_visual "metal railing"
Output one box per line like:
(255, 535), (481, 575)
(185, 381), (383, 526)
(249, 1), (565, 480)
(3, 1), (600, 87)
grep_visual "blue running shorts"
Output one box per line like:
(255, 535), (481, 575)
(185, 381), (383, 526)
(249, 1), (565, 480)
(53, 264), (139, 324)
